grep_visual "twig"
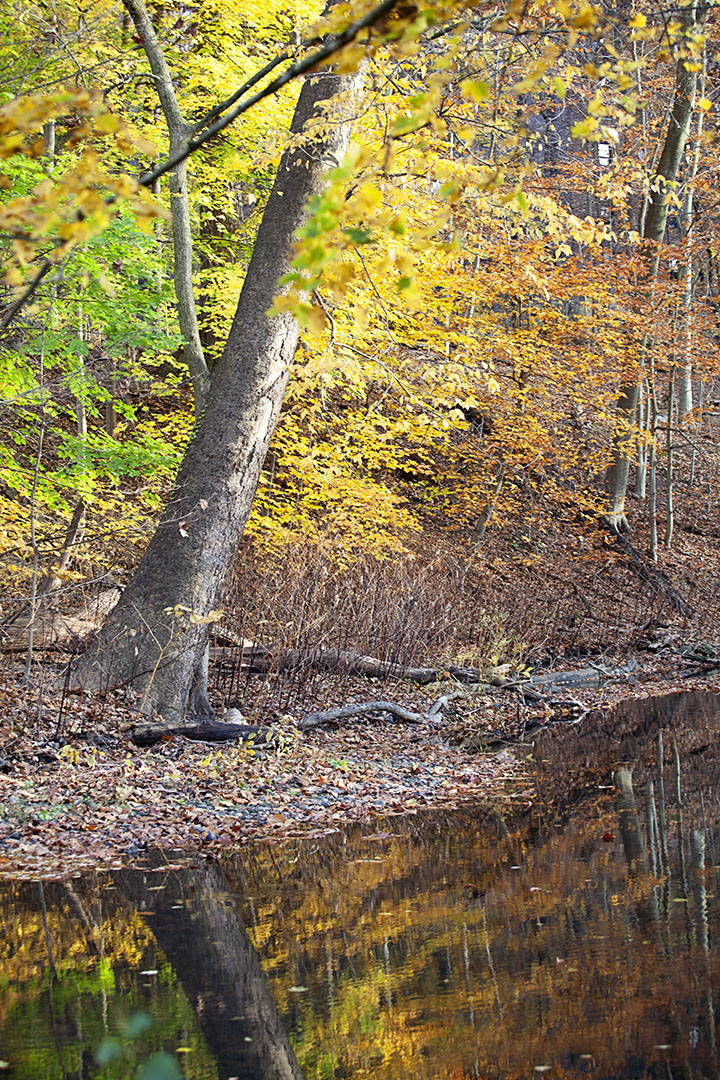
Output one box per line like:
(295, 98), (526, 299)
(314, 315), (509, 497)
(0, 259), (53, 334)
(137, 0), (402, 191)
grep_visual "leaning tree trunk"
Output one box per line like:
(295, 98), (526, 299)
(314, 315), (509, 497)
(72, 66), (361, 720)
(604, 9), (704, 532)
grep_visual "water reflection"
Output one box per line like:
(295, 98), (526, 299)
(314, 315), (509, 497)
(2, 690), (720, 1078)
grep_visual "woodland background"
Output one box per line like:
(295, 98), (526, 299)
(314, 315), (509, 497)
(1, 0), (719, 718)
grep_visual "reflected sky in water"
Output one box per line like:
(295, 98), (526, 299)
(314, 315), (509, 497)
(3, 690), (720, 1079)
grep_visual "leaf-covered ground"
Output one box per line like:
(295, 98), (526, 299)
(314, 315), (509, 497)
(0, 651), (715, 880)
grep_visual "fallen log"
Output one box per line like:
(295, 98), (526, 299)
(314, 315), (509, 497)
(212, 643), (488, 685)
(132, 720), (273, 748)
(239, 646), (442, 683)
(132, 699), (425, 744)
(297, 700), (423, 730)
(1, 587), (121, 651)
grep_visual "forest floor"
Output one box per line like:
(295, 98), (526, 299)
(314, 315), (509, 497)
(0, 645), (717, 880)
(2, 471), (720, 879)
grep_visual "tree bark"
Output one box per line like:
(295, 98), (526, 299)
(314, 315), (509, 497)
(122, 0), (211, 410)
(72, 65), (362, 721)
(678, 48), (706, 426)
(604, 10), (705, 531)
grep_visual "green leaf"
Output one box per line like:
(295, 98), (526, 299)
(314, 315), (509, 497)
(343, 226), (373, 245)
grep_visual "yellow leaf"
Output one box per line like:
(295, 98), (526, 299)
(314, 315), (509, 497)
(94, 112), (122, 134)
(460, 79), (489, 103)
(332, 43), (366, 74)
(356, 183), (383, 213)
(571, 116), (599, 138)
(628, 12), (646, 28)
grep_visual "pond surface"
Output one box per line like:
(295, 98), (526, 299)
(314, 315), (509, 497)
(2, 690), (720, 1079)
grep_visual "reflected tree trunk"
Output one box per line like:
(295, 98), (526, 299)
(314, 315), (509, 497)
(115, 855), (305, 1080)
(615, 767), (660, 934)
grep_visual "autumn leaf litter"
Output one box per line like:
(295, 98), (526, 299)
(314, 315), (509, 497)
(1, 651), (717, 880)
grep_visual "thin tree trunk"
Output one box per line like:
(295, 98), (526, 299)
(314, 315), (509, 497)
(690, 376), (704, 487)
(648, 365), (658, 562)
(633, 383), (647, 500)
(665, 365), (675, 549)
(471, 465), (504, 547)
(678, 50), (705, 425)
(72, 64), (362, 720)
(122, 0), (210, 411)
(605, 8), (704, 531)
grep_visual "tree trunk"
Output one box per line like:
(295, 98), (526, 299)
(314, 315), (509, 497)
(122, 0), (211, 411)
(632, 383), (647, 499)
(678, 48), (706, 426)
(604, 12), (704, 531)
(72, 66), (361, 720)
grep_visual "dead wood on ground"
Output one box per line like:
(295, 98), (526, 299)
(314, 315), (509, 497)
(298, 700), (423, 729)
(132, 719), (273, 747)
(599, 517), (694, 618)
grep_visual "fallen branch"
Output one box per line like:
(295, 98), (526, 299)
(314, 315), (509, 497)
(131, 720), (273, 747)
(488, 674), (544, 702)
(599, 516), (694, 618)
(298, 700), (423, 730)
(428, 689), (468, 721)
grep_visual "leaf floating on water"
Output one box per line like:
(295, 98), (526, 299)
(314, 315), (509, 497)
(288, 985), (308, 993)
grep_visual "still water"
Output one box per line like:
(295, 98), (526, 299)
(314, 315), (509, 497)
(2, 690), (720, 1079)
